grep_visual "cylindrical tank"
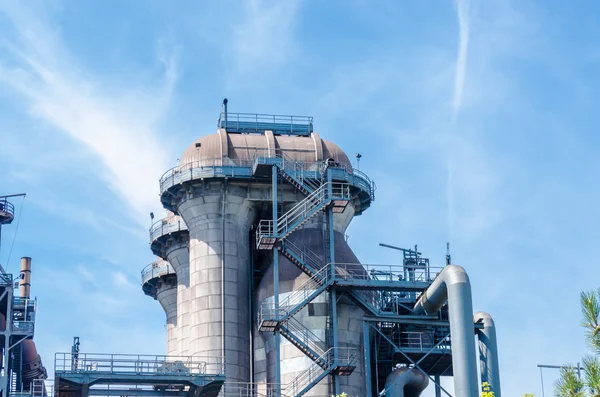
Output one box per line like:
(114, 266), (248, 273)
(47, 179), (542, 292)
(177, 183), (257, 383)
(384, 366), (429, 397)
(255, 210), (366, 397)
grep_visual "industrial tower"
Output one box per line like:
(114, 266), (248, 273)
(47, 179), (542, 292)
(0, 195), (47, 397)
(144, 101), (502, 397)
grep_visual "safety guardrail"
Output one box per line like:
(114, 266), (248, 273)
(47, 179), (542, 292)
(149, 216), (188, 243)
(12, 321), (34, 333)
(256, 183), (350, 244)
(334, 263), (443, 284)
(31, 379), (52, 397)
(159, 156), (375, 204)
(0, 198), (15, 220)
(218, 113), (313, 136)
(54, 353), (225, 376)
(141, 261), (176, 285)
(286, 347), (357, 397)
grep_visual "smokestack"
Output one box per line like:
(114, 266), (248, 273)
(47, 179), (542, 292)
(20, 257), (31, 299)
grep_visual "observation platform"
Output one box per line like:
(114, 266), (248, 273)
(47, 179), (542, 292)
(0, 198), (15, 225)
(218, 112), (313, 136)
(149, 216), (189, 259)
(54, 353), (225, 397)
(159, 151), (375, 216)
(141, 261), (177, 299)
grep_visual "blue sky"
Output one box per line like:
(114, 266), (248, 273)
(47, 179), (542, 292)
(1, 1), (599, 395)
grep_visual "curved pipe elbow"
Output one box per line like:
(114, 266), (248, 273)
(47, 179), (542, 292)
(475, 311), (501, 397)
(413, 265), (470, 315)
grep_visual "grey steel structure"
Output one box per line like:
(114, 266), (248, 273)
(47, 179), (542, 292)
(141, 101), (502, 397)
(0, 194), (48, 397)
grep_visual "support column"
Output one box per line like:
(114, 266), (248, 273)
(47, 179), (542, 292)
(364, 321), (372, 397)
(327, 170), (339, 395)
(272, 165), (281, 397)
(435, 375), (442, 397)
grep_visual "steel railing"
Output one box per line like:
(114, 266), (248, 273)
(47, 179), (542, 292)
(259, 266), (329, 324)
(279, 239), (324, 275)
(149, 216), (188, 243)
(0, 198), (15, 219)
(285, 347), (357, 397)
(12, 321), (34, 333)
(141, 261), (176, 285)
(159, 155), (374, 203)
(54, 353), (225, 376)
(256, 183), (350, 241)
(333, 263), (443, 284)
(218, 113), (313, 135)
(218, 382), (287, 397)
(32, 379), (52, 397)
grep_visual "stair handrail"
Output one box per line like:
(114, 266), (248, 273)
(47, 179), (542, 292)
(284, 317), (327, 357)
(279, 239), (324, 275)
(276, 183), (350, 236)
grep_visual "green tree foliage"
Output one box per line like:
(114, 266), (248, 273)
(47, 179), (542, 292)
(554, 289), (600, 397)
(581, 289), (600, 354)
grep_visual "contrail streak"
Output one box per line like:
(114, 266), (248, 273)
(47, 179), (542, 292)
(452, 0), (470, 121)
(448, 0), (470, 239)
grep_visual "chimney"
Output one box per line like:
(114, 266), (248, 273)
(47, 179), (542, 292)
(20, 257), (31, 299)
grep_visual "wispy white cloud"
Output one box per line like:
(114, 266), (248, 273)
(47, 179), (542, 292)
(0, 4), (176, 224)
(232, 0), (300, 71)
(452, 0), (470, 121)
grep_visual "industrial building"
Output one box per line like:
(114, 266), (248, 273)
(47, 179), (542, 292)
(0, 100), (501, 397)
(143, 100), (502, 397)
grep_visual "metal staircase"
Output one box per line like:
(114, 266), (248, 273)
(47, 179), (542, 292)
(257, 158), (357, 397)
(284, 348), (357, 397)
(256, 182), (350, 250)
(253, 150), (322, 195)
(258, 265), (329, 329)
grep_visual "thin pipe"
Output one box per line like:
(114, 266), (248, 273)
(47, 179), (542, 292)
(474, 312), (501, 397)
(363, 321), (372, 397)
(221, 186), (226, 369)
(413, 265), (478, 397)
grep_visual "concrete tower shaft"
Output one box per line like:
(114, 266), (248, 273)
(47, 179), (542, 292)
(156, 279), (178, 356)
(165, 240), (190, 356)
(142, 259), (178, 356)
(149, 213), (190, 356)
(177, 183), (257, 383)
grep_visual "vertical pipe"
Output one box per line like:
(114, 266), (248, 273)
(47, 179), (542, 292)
(222, 98), (228, 129)
(249, 236), (254, 389)
(363, 321), (372, 397)
(413, 265), (478, 397)
(474, 312), (501, 397)
(20, 257), (32, 298)
(272, 165), (281, 397)
(221, 188), (226, 370)
(435, 375), (442, 397)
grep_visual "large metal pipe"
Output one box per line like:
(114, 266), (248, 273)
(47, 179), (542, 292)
(413, 265), (478, 397)
(474, 312), (501, 397)
(384, 366), (429, 396)
(20, 257), (31, 298)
